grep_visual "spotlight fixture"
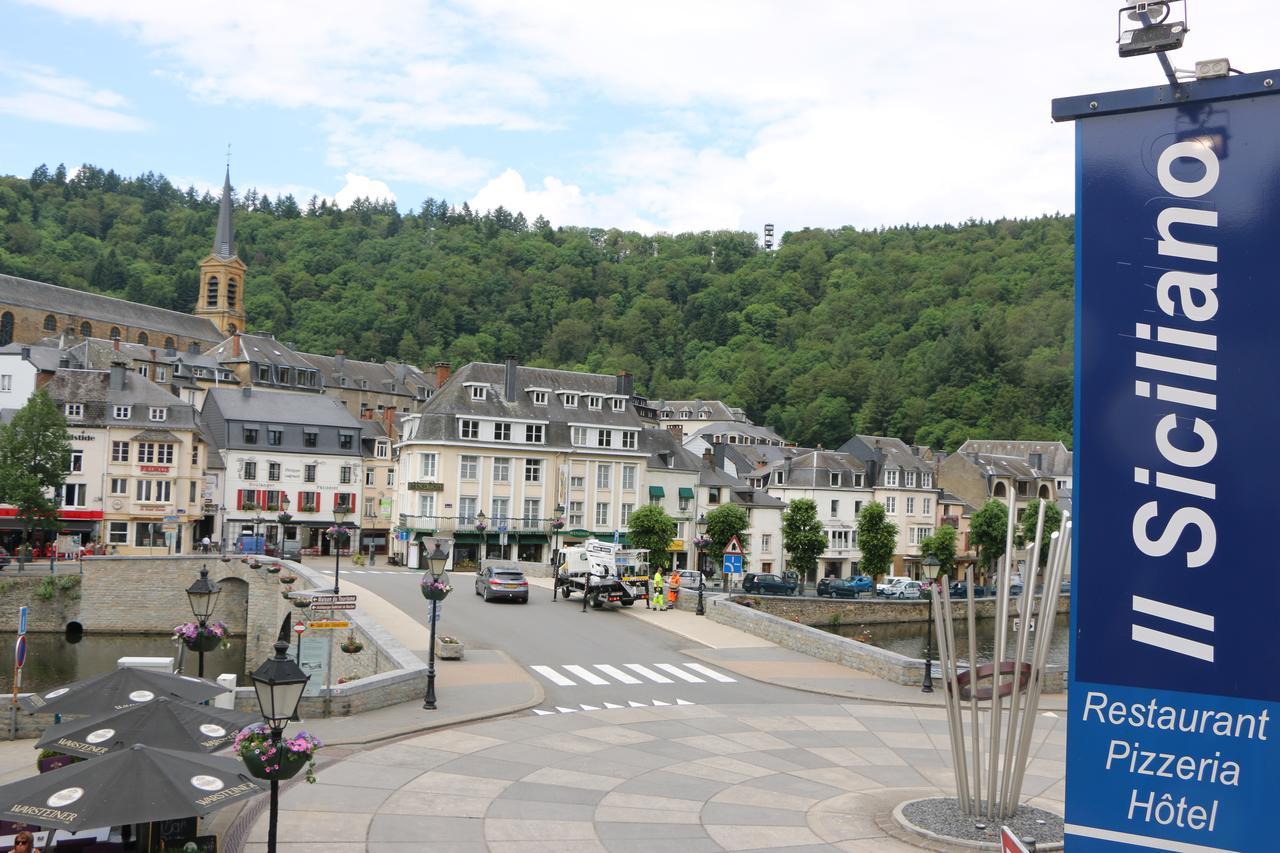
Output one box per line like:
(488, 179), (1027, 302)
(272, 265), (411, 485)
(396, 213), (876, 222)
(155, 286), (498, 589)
(1117, 1), (1187, 58)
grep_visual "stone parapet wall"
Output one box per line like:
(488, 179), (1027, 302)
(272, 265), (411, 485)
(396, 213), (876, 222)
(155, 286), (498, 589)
(725, 593), (1069, 625)
(705, 597), (1065, 693)
(481, 559), (553, 578)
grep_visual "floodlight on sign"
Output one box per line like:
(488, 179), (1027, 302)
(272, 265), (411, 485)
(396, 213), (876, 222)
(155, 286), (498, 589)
(1117, 1), (1187, 58)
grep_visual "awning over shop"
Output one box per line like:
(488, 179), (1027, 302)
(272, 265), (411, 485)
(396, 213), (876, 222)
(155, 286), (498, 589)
(678, 487), (695, 499)
(648, 486), (665, 499)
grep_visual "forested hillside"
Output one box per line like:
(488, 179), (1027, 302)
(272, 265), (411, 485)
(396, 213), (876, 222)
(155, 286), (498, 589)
(0, 165), (1074, 451)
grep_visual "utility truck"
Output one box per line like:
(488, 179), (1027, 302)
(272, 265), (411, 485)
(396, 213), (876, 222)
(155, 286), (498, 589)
(554, 540), (650, 609)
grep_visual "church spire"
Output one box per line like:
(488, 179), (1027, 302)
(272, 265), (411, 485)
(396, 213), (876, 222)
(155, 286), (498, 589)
(213, 167), (236, 259)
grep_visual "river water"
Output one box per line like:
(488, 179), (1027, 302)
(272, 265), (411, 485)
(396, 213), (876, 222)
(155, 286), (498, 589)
(815, 613), (1070, 667)
(0, 633), (248, 693)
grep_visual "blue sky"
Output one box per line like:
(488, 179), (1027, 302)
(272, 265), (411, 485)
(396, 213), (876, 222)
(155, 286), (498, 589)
(1, 1), (1275, 234)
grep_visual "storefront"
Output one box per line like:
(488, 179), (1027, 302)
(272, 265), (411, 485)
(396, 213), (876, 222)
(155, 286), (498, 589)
(0, 509), (102, 556)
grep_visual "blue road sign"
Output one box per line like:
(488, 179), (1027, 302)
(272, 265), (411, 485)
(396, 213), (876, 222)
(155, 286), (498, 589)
(14, 635), (26, 669)
(722, 554), (743, 574)
(17, 606), (27, 636)
(1055, 70), (1280, 852)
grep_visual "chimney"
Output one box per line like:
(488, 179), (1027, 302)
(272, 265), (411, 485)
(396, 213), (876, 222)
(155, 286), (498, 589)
(20, 346), (31, 360)
(394, 363), (407, 383)
(616, 371), (633, 396)
(113, 337), (120, 352)
(382, 406), (397, 437)
(434, 361), (451, 389)
(702, 448), (714, 468)
(231, 332), (240, 358)
(241, 386), (252, 398)
(503, 356), (518, 401)
(334, 349), (346, 373)
(667, 423), (683, 442)
(188, 342), (200, 354)
(109, 363), (126, 390)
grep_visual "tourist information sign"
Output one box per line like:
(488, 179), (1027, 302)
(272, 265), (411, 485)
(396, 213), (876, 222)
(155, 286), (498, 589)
(1054, 70), (1280, 852)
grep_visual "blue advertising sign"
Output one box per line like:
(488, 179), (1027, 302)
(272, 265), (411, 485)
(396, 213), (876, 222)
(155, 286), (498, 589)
(1054, 70), (1280, 852)
(722, 554), (743, 574)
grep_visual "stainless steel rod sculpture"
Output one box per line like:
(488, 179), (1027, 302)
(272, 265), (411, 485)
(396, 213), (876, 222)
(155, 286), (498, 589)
(934, 500), (1072, 820)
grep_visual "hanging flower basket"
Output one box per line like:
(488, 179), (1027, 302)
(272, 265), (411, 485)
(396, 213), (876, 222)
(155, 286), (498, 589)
(420, 577), (452, 601)
(551, 518), (565, 530)
(266, 563), (282, 574)
(173, 621), (229, 653)
(279, 574), (297, 585)
(292, 597), (311, 609)
(249, 560), (263, 570)
(235, 724), (321, 783)
(281, 591), (293, 600)
(340, 633), (364, 654)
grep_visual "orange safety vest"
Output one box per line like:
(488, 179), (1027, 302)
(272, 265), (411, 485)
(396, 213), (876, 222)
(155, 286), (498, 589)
(667, 571), (680, 602)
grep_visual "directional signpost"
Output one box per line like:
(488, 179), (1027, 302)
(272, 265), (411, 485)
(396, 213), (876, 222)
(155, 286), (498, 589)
(306, 594), (357, 612)
(1054, 70), (1280, 852)
(721, 535), (744, 591)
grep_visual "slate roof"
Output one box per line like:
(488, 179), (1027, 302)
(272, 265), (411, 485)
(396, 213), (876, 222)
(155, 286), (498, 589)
(964, 453), (1044, 481)
(957, 439), (1072, 477)
(640, 428), (702, 472)
(301, 352), (431, 397)
(840, 434), (936, 485)
(205, 333), (316, 369)
(0, 343), (69, 372)
(406, 362), (643, 447)
(652, 399), (747, 422)
(41, 370), (197, 430)
(687, 422), (788, 445)
(756, 450), (868, 489)
(213, 168), (236, 260)
(203, 387), (364, 428)
(0, 273), (223, 344)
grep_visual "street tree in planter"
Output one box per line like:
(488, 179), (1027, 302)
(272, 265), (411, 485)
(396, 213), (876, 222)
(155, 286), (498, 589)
(919, 523), (957, 580)
(627, 505), (676, 572)
(0, 390), (70, 568)
(970, 499), (1009, 586)
(782, 499), (826, 581)
(1016, 498), (1062, 569)
(855, 501), (897, 587)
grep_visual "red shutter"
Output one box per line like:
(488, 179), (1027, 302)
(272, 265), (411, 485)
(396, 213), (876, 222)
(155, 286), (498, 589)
(258, 490), (267, 509)
(237, 489), (245, 510)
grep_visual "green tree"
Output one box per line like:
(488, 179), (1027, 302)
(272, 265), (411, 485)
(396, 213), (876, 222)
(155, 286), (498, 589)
(0, 391), (70, 566)
(781, 498), (826, 578)
(704, 504), (749, 564)
(1016, 498), (1062, 569)
(970, 499), (1009, 579)
(855, 501), (897, 584)
(627, 504), (677, 572)
(920, 523), (957, 579)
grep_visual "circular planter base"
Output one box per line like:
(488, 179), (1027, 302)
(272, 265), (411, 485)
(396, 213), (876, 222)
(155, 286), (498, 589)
(893, 797), (1063, 850)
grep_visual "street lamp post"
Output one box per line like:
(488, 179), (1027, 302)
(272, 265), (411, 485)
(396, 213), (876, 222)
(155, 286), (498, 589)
(550, 510), (565, 601)
(693, 534), (711, 616)
(250, 639), (310, 853)
(422, 542), (449, 710)
(331, 506), (349, 594)
(475, 511), (487, 564)
(922, 554), (940, 694)
(185, 565), (221, 679)
(252, 515), (267, 555)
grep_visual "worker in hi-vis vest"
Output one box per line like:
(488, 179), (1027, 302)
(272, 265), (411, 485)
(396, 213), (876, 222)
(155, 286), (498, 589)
(651, 569), (665, 611)
(667, 568), (681, 609)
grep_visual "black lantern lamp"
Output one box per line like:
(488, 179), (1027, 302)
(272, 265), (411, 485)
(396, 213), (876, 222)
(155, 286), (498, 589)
(423, 542), (450, 710)
(251, 640), (311, 853)
(185, 566), (221, 678)
(475, 510), (488, 561)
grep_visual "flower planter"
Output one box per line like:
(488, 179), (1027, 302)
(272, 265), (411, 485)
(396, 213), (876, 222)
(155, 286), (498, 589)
(435, 639), (464, 660)
(250, 561), (263, 570)
(266, 564), (282, 574)
(37, 753), (79, 774)
(279, 575), (297, 585)
(421, 586), (451, 602)
(292, 598), (311, 609)
(241, 748), (311, 781)
(340, 641), (363, 654)
(282, 591), (293, 600)
(183, 633), (222, 653)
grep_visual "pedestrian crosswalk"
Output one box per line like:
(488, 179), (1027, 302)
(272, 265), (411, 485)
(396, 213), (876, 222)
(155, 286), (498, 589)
(530, 662), (736, 687)
(532, 698), (697, 715)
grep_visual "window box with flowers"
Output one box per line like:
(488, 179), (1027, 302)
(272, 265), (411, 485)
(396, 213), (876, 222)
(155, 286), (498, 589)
(299, 502), (318, 513)
(241, 501), (259, 512)
(173, 621), (230, 653)
(235, 724), (321, 783)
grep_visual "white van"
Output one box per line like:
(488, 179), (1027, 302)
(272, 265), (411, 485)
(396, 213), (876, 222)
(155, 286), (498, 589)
(876, 576), (913, 596)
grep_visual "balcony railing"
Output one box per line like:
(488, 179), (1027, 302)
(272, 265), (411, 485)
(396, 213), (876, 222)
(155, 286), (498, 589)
(400, 515), (559, 533)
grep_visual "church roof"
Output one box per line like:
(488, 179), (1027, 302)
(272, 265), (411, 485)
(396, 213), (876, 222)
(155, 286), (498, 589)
(0, 273), (224, 344)
(213, 167), (236, 260)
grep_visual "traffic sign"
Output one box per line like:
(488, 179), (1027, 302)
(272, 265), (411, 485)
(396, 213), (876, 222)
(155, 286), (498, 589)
(722, 554), (743, 574)
(309, 602), (356, 612)
(1055, 70), (1280, 852)
(999, 827), (1030, 853)
(17, 606), (27, 636)
(292, 621), (306, 635)
(307, 620), (350, 630)
(14, 635), (27, 669)
(306, 594), (356, 605)
(722, 536), (744, 555)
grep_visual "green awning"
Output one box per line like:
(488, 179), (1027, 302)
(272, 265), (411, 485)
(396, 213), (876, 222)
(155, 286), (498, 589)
(648, 486), (665, 499)
(678, 487), (695, 499)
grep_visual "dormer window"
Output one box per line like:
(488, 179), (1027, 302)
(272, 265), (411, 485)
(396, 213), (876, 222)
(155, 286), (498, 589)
(360, 379), (369, 390)
(65, 403), (83, 419)
(885, 469), (899, 487)
(531, 391), (548, 406)
(113, 405), (131, 420)
(699, 411), (709, 419)
(830, 472), (841, 487)
(148, 407), (168, 422)
(339, 376), (348, 387)
(470, 385), (486, 401)
(611, 398), (626, 412)
(680, 411), (690, 420)
(563, 393), (578, 408)
(257, 365), (270, 382)
(459, 419), (479, 439)
(375, 440), (390, 459)
(923, 472), (933, 488)
(904, 470), (917, 488)
(278, 367), (291, 385)
(587, 396), (602, 410)
(774, 470), (784, 485)
(660, 410), (671, 419)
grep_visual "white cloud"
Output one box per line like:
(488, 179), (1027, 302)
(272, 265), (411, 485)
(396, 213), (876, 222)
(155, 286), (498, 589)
(469, 169), (594, 226)
(324, 126), (493, 189)
(334, 174), (396, 209)
(0, 61), (145, 131)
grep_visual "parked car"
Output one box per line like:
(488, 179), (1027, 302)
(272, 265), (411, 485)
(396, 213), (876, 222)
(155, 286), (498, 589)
(890, 580), (923, 599)
(673, 569), (704, 588)
(876, 576), (913, 596)
(818, 575), (873, 598)
(280, 542), (303, 562)
(949, 582), (989, 598)
(741, 572), (799, 596)
(474, 565), (529, 603)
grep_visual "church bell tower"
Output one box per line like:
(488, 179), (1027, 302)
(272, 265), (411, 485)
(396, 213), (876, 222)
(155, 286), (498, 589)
(194, 167), (248, 337)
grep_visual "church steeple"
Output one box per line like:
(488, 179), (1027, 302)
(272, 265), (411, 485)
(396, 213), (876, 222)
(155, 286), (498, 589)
(194, 165), (247, 338)
(213, 167), (236, 260)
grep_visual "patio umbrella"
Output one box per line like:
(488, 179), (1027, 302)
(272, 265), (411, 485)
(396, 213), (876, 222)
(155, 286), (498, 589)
(36, 697), (257, 758)
(0, 744), (264, 832)
(19, 668), (225, 715)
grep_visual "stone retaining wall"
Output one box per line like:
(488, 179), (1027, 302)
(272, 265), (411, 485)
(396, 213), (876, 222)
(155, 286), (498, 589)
(704, 596), (1065, 693)
(481, 559), (553, 578)
(732, 593), (1069, 625)
(0, 573), (81, 631)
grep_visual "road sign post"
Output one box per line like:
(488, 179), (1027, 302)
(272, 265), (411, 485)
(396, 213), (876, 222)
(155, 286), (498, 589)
(1054, 70), (1280, 852)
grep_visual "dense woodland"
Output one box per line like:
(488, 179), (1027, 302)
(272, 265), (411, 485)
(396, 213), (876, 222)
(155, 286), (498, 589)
(0, 164), (1074, 451)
